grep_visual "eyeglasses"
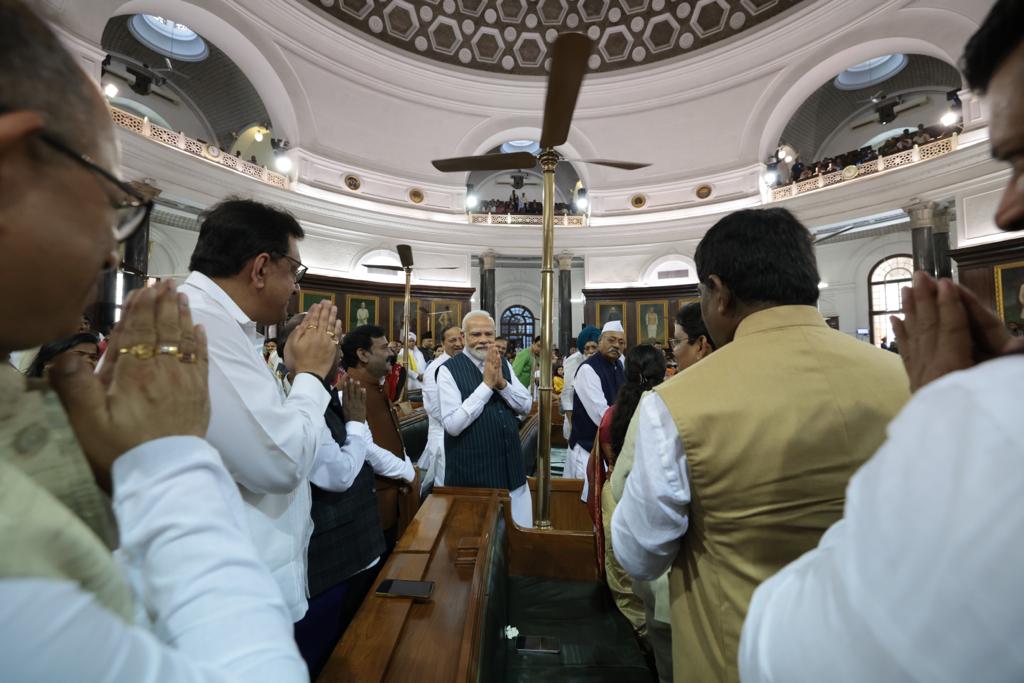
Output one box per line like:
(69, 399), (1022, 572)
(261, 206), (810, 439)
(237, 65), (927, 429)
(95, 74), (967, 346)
(669, 337), (698, 351)
(9, 112), (155, 242)
(272, 251), (308, 283)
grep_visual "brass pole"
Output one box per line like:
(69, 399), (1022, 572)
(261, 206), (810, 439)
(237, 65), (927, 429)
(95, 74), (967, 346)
(534, 150), (557, 529)
(400, 266), (412, 403)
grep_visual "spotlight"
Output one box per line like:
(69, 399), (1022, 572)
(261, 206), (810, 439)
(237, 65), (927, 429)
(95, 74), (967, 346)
(103, 83), (118, 98)
(466, 193), (478, 209)
(777, 149), (785, 160)
(273, 154), (292, 173)
(940, 110), (958, 127)
(575, 188), (588, 210)
(763, 162), (779, 185)
(254, 130), (264, 142)
(784, 155), (794, 163)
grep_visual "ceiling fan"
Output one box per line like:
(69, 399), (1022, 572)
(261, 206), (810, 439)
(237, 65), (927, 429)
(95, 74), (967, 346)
(851, 95), (927, 129)
(857, 90), (888, 104)
(497, 173), (540, 190)
(429, 32), (650, 528)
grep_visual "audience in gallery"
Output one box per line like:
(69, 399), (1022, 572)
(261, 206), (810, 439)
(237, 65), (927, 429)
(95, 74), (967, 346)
(612, 206), (911, 683)
(475, 197), (578, 215)
(739, 1), (1024, 679)
(0, 0), (308, 678)
(776, 120), (960, 187)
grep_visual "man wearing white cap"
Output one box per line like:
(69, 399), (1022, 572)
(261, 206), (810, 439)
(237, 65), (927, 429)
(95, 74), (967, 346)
(397, 331), (427, 394)
(567, 321), (626, 496)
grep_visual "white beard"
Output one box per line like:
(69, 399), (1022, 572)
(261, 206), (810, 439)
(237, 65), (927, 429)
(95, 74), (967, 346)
(466, 346), (488, 361)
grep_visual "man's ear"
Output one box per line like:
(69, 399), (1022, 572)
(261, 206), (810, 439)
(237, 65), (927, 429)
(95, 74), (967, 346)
(708, 274), (732, 316)
(0, 111), (45, 155)
(249, 253), (271, 290)
(356, 346), (370, 365)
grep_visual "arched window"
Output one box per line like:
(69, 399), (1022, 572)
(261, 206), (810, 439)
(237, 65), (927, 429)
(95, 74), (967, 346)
(868, 254), (913, 346)
(500, 305), (536, 354)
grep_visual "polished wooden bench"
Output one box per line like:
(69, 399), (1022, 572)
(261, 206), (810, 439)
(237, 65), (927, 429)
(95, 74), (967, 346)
(318, 488), (653, 682)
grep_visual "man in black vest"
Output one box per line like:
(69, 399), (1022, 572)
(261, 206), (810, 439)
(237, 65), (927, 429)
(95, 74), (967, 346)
(436, 310), (534, 526)
(277, 314), (407, 678)
(567, 320), (626, 499)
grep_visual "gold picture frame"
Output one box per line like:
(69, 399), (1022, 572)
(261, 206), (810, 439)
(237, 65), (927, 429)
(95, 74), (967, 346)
(994, 260), (1024, 323)
(298, 289), (335, 312)
(636, 300), (669, 345)
(389, 296), (421, 343)
(431, 300), (462, 333)
(596, 301), (627, 338)
(345, 294), (379, 331)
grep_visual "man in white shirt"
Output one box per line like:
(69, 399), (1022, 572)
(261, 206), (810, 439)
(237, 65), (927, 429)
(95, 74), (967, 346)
(181, 199), (371, 624)
(566, 321), (626, 500)
(436, 311), (534, 527)
(419, 323), (464, 490)
(560, 325), (600, 441)
(397, 331), (427, 394)
(0, 4), (305, 677)
(739, 6), (1024, 680)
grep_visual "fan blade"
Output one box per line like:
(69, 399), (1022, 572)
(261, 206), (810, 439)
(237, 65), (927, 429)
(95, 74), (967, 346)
(397, 244), (414, 268)
(565, 158), (650, 170)
(431, 152), (536, 172)
(361, 263), (405, 271)
(539, 33), (593, 149)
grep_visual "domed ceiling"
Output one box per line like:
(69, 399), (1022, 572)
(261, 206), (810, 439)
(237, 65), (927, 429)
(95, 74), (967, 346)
(302, 0), (807, 76)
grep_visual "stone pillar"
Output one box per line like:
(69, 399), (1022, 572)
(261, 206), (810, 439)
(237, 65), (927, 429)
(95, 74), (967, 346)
(932, 204), (952, 279)
(479, 250), (496, 317)
(905, 201), (936, 275)
(557, 251), (574, 355)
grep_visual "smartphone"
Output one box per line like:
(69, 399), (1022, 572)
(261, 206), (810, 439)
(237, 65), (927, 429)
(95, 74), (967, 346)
(514, 635), (560, 654)
(375, 579), (434, 601)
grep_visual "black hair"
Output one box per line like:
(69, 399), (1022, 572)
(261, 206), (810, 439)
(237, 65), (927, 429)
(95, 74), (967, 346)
(439, 324), (460, 342)
(341, 324), (385, 369)
(695, 207), (819, 307)
(532, 335), (542, 344)
(189, 198), (304, 278)
(675, 302), (717, 350)
(0, 0), (101, 157)
(27, 332), (99, 377)
(608, 344), (666, 461)
(962, 0), (1024, 93)
(421, 331), (433, 340)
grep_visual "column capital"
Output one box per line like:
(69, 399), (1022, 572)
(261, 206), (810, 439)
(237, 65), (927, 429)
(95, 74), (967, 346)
(556, 251), (574, 271)
(904, 201), (937, 229)
(932, 204), (951, 234)
(480, 250), (497, 270)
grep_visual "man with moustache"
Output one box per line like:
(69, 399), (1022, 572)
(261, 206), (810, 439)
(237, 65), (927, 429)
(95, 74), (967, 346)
(419, 323), (464, 489)
(436, 311), (533, 526)
(560, 325), (600, 441)
(566, 321), (626, 498)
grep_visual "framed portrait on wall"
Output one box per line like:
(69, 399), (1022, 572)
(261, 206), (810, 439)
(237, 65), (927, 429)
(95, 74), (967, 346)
(390, 296), (421, 343)
(299, 289), (335, 313)
(596, 301), (627, 336)
(636, 300), (669, 345)
(994, 261), (1024, 324)
(431, 300), (462, 333)
(346, 294), (379, 331)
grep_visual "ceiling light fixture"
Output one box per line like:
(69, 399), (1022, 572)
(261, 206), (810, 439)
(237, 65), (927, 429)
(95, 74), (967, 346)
(940, 111), (958, 127)
(103, 83), (119, 98)
(274, 154), (292, 173)
(254, 130), (264, 142)
(575, 188), (588, 210)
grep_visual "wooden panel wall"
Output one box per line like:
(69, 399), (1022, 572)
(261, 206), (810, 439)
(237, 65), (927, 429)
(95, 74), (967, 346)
(582, 283), (700, 348)
(293, 274), (474, 341)
(951, 236), (1024, 323)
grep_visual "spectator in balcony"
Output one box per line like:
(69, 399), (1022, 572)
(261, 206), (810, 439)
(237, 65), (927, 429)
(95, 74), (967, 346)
(789, 159), (804, 182)
(913, 123), (931, 145)
(897, 130), (914, 151)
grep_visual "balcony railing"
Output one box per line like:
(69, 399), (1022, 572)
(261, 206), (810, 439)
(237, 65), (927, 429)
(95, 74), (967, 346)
(468, 213), (587, 227)
(769, 133), (958, 202)
(110, 107), (290, 190)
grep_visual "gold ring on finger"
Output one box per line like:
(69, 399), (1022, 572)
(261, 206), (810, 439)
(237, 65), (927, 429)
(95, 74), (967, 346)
(306, 324), (318, 330)
(128, 344), (155, 360)
(327, 331), (338, 339)
(156, 343), (180, 357)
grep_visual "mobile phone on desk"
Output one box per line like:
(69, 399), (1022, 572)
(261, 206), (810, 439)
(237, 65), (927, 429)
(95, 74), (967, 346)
(375, 578), (434, 601)
(514, 635), (560, 654)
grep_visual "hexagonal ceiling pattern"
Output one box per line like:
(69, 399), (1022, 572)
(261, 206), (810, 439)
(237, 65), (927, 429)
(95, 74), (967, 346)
(302, 0), (806, 75)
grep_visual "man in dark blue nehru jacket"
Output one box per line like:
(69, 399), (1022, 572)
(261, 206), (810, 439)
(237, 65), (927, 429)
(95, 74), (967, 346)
(436, 310), (534, 527)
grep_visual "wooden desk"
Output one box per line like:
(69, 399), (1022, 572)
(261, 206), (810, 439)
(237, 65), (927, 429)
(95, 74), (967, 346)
(318, 488), (597, 682)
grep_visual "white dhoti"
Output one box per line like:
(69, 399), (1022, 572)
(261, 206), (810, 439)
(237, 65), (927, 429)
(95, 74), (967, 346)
(564, 443), (591, 502)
